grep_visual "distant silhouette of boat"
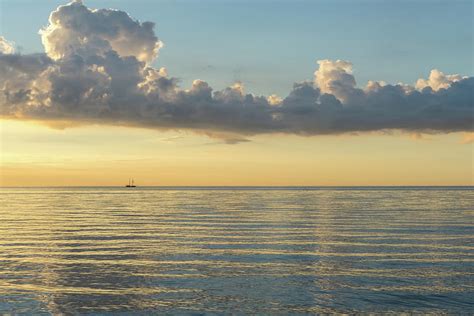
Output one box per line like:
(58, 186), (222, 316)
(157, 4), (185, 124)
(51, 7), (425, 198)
(125, 178), (136, 187)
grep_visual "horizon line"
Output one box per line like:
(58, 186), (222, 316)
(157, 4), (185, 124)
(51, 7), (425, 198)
(1, 185), (473, 189)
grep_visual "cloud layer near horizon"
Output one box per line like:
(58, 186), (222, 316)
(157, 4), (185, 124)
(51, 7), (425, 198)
(0, 0), (472, 141)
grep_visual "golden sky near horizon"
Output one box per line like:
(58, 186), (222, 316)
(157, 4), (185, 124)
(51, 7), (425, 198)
(1, 1), (472, 188)
(1, 120), (472, 186)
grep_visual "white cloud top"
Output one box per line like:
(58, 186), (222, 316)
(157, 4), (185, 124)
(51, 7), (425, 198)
(39, 0), (162, 64)
(415, 69), (465, 91)
(0, 36), (15, 54)
(314, 59), (358, 103)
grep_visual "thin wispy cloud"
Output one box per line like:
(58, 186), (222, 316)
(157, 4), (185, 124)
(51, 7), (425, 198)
(159, 135), (184, 143)
(0, 0), (472, 143)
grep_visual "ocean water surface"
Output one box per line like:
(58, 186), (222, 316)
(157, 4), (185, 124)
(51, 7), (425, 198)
(0, 187), (473, 314)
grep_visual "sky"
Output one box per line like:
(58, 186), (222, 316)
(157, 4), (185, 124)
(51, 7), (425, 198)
(0, 0), (472, 186)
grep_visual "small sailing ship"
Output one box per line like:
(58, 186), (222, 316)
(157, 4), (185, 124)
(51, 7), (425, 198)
(125, 178), (136, 187)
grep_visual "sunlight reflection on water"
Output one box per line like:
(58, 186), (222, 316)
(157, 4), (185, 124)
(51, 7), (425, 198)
(0, 187), (473, 314)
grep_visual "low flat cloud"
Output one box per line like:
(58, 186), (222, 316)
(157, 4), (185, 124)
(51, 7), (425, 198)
(0, 0), (472, 142)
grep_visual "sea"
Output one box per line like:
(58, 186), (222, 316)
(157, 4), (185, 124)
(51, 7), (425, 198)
(0, 187), (472, 314)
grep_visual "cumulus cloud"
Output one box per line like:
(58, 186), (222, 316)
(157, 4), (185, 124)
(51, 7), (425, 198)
(0, 36), (15, 54)
(39, 0), (162, 64)
(0, 0), (472, 142)
(416, 69), (465, 91)
(314, 59), (364, 104)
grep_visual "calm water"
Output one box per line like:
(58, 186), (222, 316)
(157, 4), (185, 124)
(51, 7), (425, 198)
(0, 187), (473, 314)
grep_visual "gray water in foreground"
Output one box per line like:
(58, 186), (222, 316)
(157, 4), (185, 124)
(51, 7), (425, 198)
(0, 187), (473, 314)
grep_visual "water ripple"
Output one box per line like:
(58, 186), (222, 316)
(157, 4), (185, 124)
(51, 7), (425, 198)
(0, 187), (473, 314)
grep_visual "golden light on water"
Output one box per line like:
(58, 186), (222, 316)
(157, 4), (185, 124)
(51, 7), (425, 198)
(0, 187), (472, 313)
